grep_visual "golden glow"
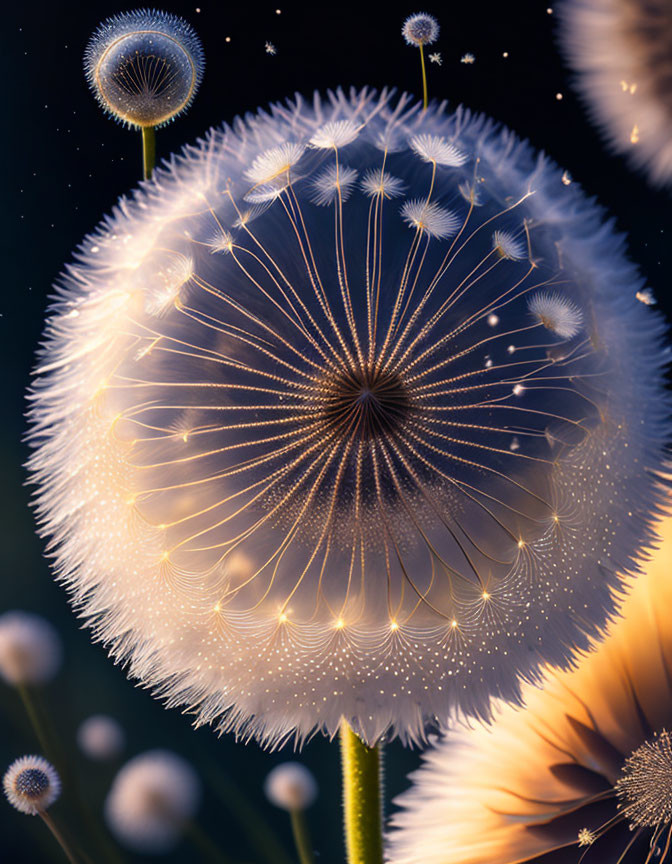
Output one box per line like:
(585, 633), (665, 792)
(390, 620), (399, 631)
(278, 612), (288, 623)
(213, 601), (222, 613)
(631, 124), (640, 144)
(482, 591), (490, 600)
(335, 618), (345, 629)
(518, 539), (525, 548)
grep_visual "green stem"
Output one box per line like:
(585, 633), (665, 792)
(186, 820), (235, 864)
(339, 721), (384, 864)
(39, 810), (80, 864)
(419, 44), (428, 109)
(289, 809), (314, 864)
(17, 684), (51, 758)
(142, 126), (156, 180)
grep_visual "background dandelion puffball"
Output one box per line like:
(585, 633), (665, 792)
(28, 88), (670, 747)
(559, 0), (672, 187)
(388, 509), (672, 864)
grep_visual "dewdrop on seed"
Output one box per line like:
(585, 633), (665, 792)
(3, 756), (61, 816)
(264, 762), (318, 811)
(0, 611), (62, 686)
(105, 750), (200, 853)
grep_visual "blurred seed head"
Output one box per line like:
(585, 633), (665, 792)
(402, 13), (439, 46)
(388, 510), (672, 864)
(559, 0), (672, 186)
(264, 762), (318, 811)
(84, 9), (204, 129)
(27, 87), (670, 748)
(0, 611), (62, 686)
(77, 714), (125, 761)
(104, 750), (200, 853)
(3, 756), (60, 815)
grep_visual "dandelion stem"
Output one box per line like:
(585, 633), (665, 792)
(186, 820), (235, 864)
(289, 808), (314, 864)
(39, 810), (80, 864)
(339, 721), (384, 864)
(142, 126), (156, 180)
(419, 45), (428, 109)
(17, 684), (51, 758)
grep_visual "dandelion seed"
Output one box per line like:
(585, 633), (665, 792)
(402, 13), (439, 46)
(309, 120), (360, 149)
(492, 229), (526, 260)
(637, 287), (656, 305)
(410, 134), (468, 166)
(461, 53), (475, 64)
(528, 290), (583, 338)
(360, 169), (405, 199)
(401, 199), (460, 239)
(310, 165), (358, 206)
(265, 41), (276, 55)
(577, 827), (595, 846)
(3, 756), (60, 815)
(429, 53), (442, 65)
(561, 169), (572, 185)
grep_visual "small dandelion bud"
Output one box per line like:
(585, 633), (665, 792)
(0, 611), (62, 686)
(264, 762), (318, 812)
(77, 715), (125, 761)
(105, 750), (200, 853)
(402, 13), (439, 46)
(3, 756), (61, 815)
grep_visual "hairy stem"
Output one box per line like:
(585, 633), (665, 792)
(339, 721), (384, 864)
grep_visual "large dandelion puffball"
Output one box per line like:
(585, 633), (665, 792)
(28, 88), (670, 747)
(559, 0), (672, 186)
(388, 510), (672, 864)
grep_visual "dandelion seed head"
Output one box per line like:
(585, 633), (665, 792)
(0, 612), (62, 686)
(83, 9), (204, 129)
(264, 762), (318, 811)
(492, 229), (526, 261)
(77, 715), (125, 761)
(578, 827), (595, 846)
(402, 13), (439, 47)
(3, 756), (60, 816)
(310, 120), (360, 149)
(28, 88), (670, 748)
(105, 750), (200, 853)
(616, 730), (672, 828)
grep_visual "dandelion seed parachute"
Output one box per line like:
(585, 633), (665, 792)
(558, 0), (672, 186)
(27, 87), (670, 748)
(388, 510), (672, 864)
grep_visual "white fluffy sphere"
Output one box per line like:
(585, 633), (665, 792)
(28, 87), (670, 747)
(0, 611), (62, 686)
(3, 755), (61, 816)
(77, 715), (125, 760)
(264, 762), (318, 811)
(104, 750), (200, 853)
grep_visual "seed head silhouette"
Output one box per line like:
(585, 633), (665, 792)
(28, 88), (670, 747)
